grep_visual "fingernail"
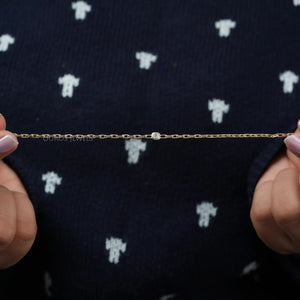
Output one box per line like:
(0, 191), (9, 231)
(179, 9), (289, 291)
(0, 135), (18, 153)
(284, 134), (300, 154)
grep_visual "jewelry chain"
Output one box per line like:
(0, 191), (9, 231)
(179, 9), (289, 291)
(13, 132), (293, 140)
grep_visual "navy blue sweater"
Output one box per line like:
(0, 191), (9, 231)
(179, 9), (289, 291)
(0, 1), (300, 299)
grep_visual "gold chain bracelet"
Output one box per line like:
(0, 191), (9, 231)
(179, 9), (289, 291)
(12, 132), (293, 141)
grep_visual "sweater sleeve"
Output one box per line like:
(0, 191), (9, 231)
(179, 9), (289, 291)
(247, 121), (300, 284)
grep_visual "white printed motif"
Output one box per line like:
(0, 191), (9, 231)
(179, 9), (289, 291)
(125, 139), (147, 164)
(293, 0), (300, 6)
(241, 261), (259, 276)
(72, 1), (92, 20)
(42, 171), (62, 194)
(0, 34), (15, 52)
(136, 51), (158, 70)
(58, 74), (80, 98)
(208, 98), (230, 123)
(215, 19), (236, 37)
(196, 202), (217, 228)
(105, 237), (126, 264)
(279, 70), (299, 93)
(44, 271), (52, 297)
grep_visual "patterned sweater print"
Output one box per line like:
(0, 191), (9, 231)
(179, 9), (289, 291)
(0, 1), (300, 299)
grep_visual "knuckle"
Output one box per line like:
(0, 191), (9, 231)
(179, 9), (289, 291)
(251, 181), (273, 223)
(11, 191), (37, 243)
(272, 206), (300, 227)
(0, 219), (15, 246)
(15, 220), (37, 242)
(250, 204), (271, 223)
(253, 230), (268, 246)
(264, 240), (294, 255)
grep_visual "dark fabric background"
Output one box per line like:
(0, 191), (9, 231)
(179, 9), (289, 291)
(0, 1), (299, 299)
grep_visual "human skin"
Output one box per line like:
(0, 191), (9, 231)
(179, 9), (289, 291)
(0, 113), (37, 269)
(251, 120), (300, 254)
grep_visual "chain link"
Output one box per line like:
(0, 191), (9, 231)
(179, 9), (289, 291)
(12, 132), (293, 140)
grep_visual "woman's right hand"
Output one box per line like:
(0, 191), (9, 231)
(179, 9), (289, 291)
(0, 113), (37, 269)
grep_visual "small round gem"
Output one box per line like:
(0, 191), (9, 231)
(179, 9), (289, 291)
(151, 132), (161, 140)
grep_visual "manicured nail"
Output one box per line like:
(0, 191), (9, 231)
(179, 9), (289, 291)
(284, 134), (300, 155)
(0, 135), (18, 153)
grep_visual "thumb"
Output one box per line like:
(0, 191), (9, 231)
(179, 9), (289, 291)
(0, 131), (19, 160)
(283, 119), (300, 170)
(0, 114), (19, 160)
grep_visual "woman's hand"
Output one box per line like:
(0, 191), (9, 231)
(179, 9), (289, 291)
(251, 120), (300, 254)
(0, 113), (37, 268)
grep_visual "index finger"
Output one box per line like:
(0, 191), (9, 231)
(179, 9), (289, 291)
(271, 167), (300, 252)
(0, 131), (19, 160)
(0, 114), (18, 160)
